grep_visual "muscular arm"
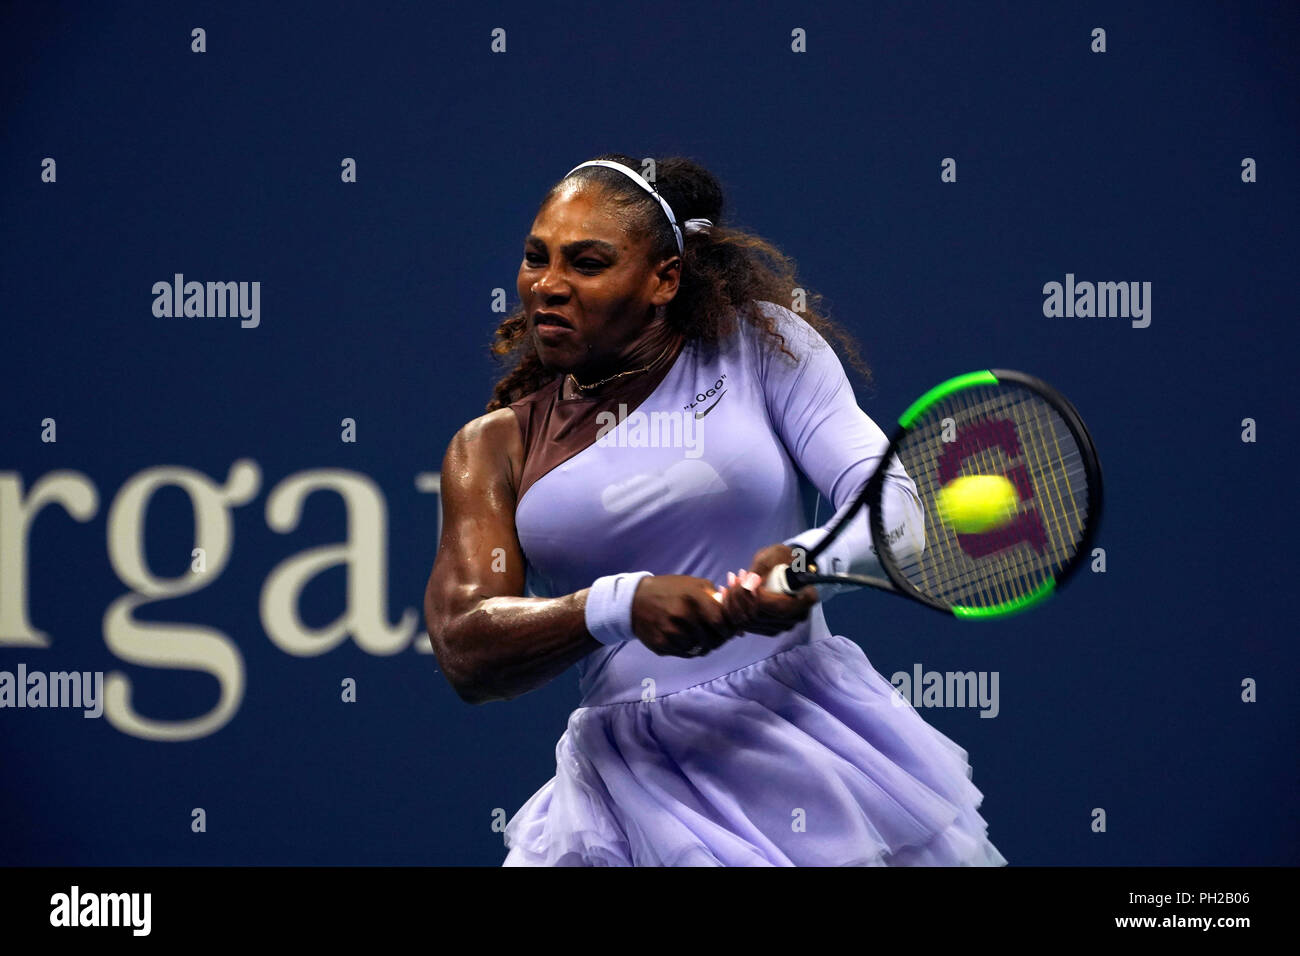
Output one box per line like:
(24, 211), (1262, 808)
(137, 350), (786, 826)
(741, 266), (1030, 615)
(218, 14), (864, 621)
(423, 409), (601, 704)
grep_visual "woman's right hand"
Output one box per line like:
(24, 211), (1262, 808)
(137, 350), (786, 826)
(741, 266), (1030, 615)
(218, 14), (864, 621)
(629, 575), (741, 658)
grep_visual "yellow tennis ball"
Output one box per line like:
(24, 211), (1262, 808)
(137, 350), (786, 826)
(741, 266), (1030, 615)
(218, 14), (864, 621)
(935, 474), (1019, 533)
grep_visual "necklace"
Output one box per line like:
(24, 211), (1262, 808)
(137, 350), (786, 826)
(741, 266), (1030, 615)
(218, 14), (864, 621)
(566, 338), (677, 394)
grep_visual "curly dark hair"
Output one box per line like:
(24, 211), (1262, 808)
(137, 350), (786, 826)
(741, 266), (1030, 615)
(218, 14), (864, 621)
(486, 152), (874, 411)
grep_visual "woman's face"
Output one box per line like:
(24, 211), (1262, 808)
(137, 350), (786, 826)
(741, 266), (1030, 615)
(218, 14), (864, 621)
(517, 185), (679, 375)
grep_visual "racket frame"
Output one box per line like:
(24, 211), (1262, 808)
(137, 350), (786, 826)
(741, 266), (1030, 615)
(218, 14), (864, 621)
(782, 368), (1103, 619)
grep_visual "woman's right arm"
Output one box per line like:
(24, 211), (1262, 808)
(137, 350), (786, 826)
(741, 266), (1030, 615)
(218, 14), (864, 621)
(424, 409), (739, 704)
(423, 409), (598, 704)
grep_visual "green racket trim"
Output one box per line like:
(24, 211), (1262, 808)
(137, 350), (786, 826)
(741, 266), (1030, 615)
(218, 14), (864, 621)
(897, 370), (1000, 429)
(951, 578), (1056, 619)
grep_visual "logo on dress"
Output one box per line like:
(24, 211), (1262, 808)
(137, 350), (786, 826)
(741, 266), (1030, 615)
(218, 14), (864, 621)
(682, 372), (727, 418)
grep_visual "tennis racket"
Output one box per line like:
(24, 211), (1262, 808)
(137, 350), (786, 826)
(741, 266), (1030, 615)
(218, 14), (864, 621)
(763, 369), (1103, 619)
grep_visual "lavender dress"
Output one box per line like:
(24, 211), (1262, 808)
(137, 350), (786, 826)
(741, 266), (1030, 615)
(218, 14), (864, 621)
(501, 303), (1007, 866)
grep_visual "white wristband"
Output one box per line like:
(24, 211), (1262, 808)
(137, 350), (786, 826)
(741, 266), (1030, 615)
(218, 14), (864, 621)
(584, 571), (653, 645)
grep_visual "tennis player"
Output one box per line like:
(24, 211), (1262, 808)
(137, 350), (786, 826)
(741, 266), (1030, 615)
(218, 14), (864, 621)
(424, 153), (1007, 866)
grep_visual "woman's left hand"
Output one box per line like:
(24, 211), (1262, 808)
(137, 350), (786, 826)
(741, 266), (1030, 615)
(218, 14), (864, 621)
(716, 543), (819, 636)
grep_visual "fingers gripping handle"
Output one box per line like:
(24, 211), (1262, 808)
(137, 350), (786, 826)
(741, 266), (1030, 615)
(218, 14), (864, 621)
(764, 563), (796, 595)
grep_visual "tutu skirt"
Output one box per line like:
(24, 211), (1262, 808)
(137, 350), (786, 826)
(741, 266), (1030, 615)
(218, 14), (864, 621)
(503, 635), (1008, 866)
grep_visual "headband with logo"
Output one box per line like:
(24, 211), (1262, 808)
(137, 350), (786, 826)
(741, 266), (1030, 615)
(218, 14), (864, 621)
(563, 160), (714, 256)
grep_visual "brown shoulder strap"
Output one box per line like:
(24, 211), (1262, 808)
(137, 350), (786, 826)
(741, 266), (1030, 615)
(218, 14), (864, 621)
(507, 344), (683, 504)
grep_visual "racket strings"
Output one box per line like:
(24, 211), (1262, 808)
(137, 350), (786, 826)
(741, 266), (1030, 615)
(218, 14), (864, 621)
(932, 392), (1087, 606)
(926, 393), (1084, 606)
(883, 385), (1093, 610)
(949, 395), (1080, 607)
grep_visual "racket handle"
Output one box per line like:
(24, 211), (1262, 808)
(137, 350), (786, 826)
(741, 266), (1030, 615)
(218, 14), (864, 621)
(764, 563), (796, 595)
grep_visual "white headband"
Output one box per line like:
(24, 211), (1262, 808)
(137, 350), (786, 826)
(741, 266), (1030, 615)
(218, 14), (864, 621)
(563, 159), (713, 256)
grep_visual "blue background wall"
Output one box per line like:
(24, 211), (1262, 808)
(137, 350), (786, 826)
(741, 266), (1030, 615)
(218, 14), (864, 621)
(1, 0), (1296, 865)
